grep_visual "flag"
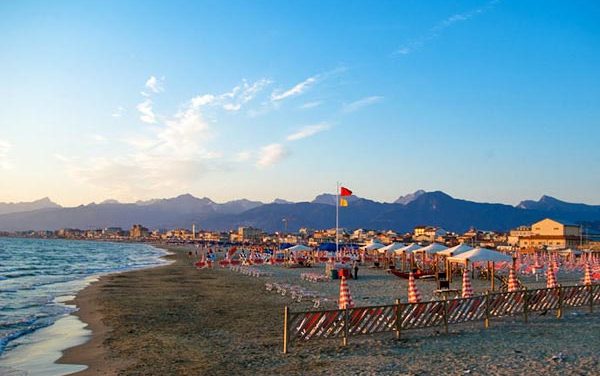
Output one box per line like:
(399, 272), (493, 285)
(340, 187), (352, 196)
(340, 198), (348, 207)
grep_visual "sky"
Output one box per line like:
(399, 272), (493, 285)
(1, 0), (599, 207)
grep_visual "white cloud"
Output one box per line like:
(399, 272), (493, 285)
(395, 0), (500, 56)
(111, 106), (125, 118)
(286, 123), (331, 141)
(145, 75), (164, 94)
(256, 143), (288, 168)
(271, 75), (318, 102)
(136, 99), (156, 124)
(343, 96), (383, 113)
(191, 78), (271, 112)
(299, 101), (323, 109)
(0, 139), (12, 169)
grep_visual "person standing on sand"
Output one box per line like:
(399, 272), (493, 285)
(353, 260), (359, 280)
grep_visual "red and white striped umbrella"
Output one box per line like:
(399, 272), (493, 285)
(408, 271), (422, 303)
(462, 268), (473, 298)
(507, 266), (519, 292)
(546, 266), (557, 288)
(583, 262), (593, 286)
(338, 275), (355, 309)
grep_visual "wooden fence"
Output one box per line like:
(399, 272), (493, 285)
(282, 284), (600, 353)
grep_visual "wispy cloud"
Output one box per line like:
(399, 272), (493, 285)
(145, 75), (164, 93)
(343, 96), (383, 113)
(287, 123), (331, 141)
(256, 143), (289, 168)
(90, 134), (107, 143)
(191, 78), (272, 112)
(234, 151), (252, 162)
(136, 99), (156, 124)
(395, 0), (500, 56)
(0, 139), (12, 169)
(271, 75), (318, 102)
(299, 101), (323, 109)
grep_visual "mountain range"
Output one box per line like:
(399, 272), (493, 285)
(1, 191), (599, 234)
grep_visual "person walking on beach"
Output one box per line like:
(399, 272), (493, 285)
(353, 260), (359, 280)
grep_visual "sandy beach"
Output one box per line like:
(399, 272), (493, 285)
(59, 247), (600, 375)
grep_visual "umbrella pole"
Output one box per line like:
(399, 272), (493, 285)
(491, 262), (495, 291)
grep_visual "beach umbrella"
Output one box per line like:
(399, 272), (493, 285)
(338, 276), (355, 309)
(546, 266), (557, 288)
(408, 271), (422, 303)
(507, 267), (519, 292)
(583, 263), (593, 286)
(462, 268), (473, 298)
(437, 243), (474, 257)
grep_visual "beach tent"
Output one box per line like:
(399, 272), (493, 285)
(447, 248), (513, 291)
(279, 243), (294, 250)
(361, 242), (385, 251)
(413, 243), (448, 255)
(393, 243), (422, 255)
(447, 247), (512, 264)
(437, 243), (474, 258)
(284, 244), (312, 252)
(377, 242), (405, 255)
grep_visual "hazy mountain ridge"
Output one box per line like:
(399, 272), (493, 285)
(0, 192), (598, 233)
(0, 197), (61, 216)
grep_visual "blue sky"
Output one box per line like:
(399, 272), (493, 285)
(1, 0), (599, 206)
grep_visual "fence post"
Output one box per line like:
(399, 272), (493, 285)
(484, 291), (490, 329)
(283, 306), (289, 354)
(395, 299), (402, 339)
(342, 308), (349, 347)
(556, 285), (563, 319)
(442, 297), (449, 334)
(523, 288), (529, 324)
(589, 285), (594, 313)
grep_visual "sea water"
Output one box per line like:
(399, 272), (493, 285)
(0, 238), (169, 375)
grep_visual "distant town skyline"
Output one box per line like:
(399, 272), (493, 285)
(1, 1), (600, 206)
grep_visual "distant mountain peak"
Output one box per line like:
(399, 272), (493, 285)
(394, 190), (426, 205)
(273, 198), (293, 204)
(0, 197), (61, 216)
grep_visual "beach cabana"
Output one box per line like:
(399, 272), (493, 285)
(437, 243), (474, 258)
(284, 244), (312, 252)
(394, 243), (422, 271)
(414, 243), (448, 255)
(361, 242), (385, 251)
(447, 247), (513, 290)
(377, 242), (405, 255)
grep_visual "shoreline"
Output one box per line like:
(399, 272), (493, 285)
(56, 243), (175, 375)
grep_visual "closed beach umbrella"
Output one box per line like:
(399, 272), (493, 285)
(408, 271), (422, 303)
(583, 263), (593, 286)
(546, 266), (557, 288)
(462, 268), (473, 298)
(338, 276), (355, 309)
(507, 267), (519, 292)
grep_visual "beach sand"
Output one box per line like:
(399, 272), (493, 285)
(60, 248), (600, 375)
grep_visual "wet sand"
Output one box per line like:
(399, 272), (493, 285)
(60, 249), (600, 375)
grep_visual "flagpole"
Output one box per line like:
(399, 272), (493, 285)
(336, 181), (339, 256)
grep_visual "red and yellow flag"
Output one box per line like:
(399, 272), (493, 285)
(340, 187), (352, 196)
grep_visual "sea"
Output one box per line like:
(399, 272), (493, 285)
(0, 237), (170, 375)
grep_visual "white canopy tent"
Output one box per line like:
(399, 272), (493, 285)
(437, 243), (474, 258)
(284, 244), (312, 252)
(362, 242), (385, 251)
(393, 243), (422, 256)
(377, 242), (405, 254)
(447, 247), (512, 264)
(447, 247), (513, 291)
(413, 243), (448, 255)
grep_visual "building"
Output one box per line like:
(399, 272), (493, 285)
(237, 226), (264, 243)
(413, 226), (447, 243)
(130, 224), (150, 239)
(514, 218), (582, 249)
